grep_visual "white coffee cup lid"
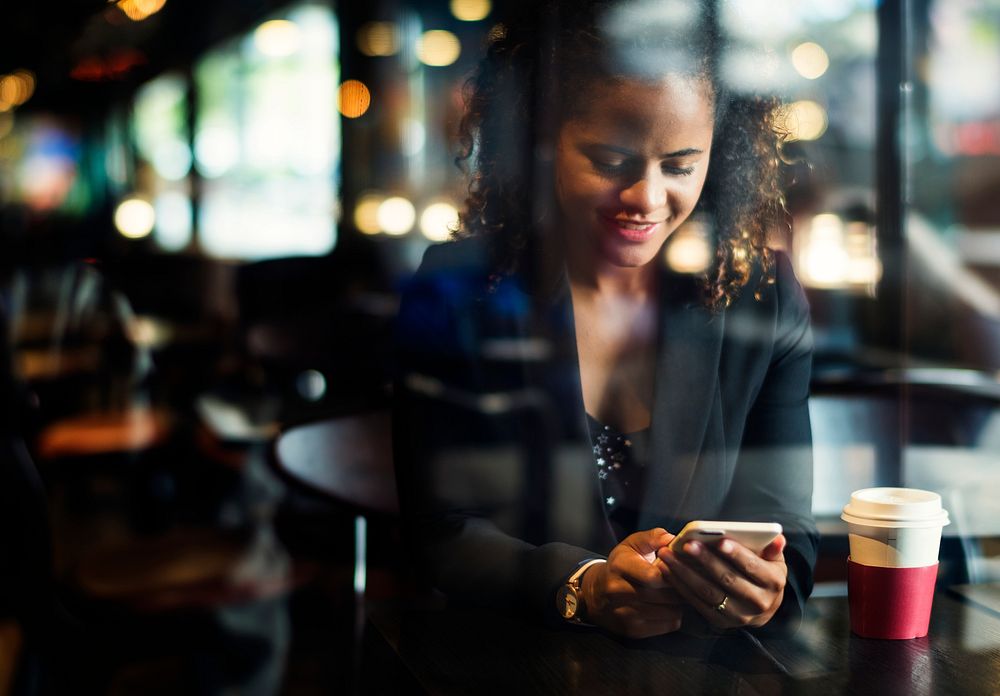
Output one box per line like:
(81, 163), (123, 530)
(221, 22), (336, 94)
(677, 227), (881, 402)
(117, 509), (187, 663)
(841, 487), (950, 528)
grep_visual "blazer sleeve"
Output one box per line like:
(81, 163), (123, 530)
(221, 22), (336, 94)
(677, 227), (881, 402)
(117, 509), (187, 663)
(392, 243), (601, 624)
(723, 252), (819, 634)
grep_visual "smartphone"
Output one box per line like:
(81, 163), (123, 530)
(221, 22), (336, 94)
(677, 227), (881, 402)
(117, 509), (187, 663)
(668, 521), (783, 556)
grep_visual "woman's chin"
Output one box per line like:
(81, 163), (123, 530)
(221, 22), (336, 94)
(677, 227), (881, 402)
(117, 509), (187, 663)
(597, 238), (664, 270)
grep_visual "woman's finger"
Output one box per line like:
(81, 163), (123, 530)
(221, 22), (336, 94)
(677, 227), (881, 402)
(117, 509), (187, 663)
(712, 538), (786, 592)
(614, 529), (675, 590)
(676, 542), (779, 615)
(657, 556), (737, 628)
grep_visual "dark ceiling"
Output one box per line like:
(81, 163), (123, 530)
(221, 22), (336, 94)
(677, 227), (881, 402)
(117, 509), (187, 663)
(1, 0), (294, 114)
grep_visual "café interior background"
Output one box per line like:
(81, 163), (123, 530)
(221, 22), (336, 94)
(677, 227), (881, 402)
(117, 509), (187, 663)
(3, 0), (1000, 692)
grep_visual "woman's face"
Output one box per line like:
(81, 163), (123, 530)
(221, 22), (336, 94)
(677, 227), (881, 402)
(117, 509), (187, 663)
(554, 75), (715, 271)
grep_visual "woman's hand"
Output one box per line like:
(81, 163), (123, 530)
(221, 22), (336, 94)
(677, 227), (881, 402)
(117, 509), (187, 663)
(580, 528), (683, 639)
(657, 534), (788, 630)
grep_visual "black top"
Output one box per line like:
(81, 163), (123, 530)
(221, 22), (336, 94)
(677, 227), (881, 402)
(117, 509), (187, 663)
(586, 414), (649, 542)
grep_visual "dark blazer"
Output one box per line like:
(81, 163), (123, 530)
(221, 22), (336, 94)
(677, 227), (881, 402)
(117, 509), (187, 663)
(393, 237), (818, 632)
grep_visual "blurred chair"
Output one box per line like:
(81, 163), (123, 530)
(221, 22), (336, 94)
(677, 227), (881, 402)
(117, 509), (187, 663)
(5, 262), (150, 428)
(100, 254), (238, 412)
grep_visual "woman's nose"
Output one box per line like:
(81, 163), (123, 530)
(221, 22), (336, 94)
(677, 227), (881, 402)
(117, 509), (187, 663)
(620, 169), (668, 213)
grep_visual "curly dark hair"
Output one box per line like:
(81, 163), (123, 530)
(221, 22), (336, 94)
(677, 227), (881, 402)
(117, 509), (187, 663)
(454, 0), (788, 308)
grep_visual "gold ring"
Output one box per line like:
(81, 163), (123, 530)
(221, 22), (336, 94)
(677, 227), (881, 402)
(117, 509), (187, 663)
(716, 595), (728, 613)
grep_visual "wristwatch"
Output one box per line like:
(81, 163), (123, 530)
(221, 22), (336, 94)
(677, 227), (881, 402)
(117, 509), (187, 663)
(556, 559), (607, 624)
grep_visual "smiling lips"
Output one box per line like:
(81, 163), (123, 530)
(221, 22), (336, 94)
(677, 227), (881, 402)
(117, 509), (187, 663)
(599, 214), (664, 242)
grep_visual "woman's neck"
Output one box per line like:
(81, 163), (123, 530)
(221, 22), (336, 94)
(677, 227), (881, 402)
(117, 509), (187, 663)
(566, 253), (659, 302)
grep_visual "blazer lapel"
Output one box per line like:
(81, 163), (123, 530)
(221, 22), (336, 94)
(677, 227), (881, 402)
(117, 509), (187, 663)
(638, 274), (725, 529)
(500, 271), (612, 549)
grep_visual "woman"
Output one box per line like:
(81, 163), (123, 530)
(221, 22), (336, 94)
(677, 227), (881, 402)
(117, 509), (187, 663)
(393, 0), (817, 639)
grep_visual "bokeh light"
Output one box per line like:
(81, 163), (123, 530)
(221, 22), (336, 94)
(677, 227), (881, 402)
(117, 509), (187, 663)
(416, 30), (462, 67)
(117, 0), (167, 22)
(785, 100), (828, 141)
(151, 140), (192, 181)
(450, 0), (491, 22)
(154, 191), (193, 251)
(377, 196), (416, 235)
(791, 42), (830, 80)
(0, 70), (36, 108)
(357, 21), (400, 57)
(296, 369), (327, 402)
(420, 202), (460, 241)
(665, 225), (712, 274)
(401, 118), (426, 156)
(194, 125), (240, 178)
(354, 193), (385, 234)
(799, 213), (849, 287)
(254, 19), (301, 57)
(338, 80), (372, 119)
(114, 197), (156, 239)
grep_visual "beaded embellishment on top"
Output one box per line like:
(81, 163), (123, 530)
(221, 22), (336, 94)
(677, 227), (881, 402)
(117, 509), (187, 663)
(586, 415), (649, 541)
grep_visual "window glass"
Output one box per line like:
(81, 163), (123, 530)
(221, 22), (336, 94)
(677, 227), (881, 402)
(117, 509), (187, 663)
(195, 3), (339, 260)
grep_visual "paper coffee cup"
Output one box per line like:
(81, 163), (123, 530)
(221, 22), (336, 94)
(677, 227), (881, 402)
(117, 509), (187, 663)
(842, 488), (949, 639)
(841, 488), (950, 568)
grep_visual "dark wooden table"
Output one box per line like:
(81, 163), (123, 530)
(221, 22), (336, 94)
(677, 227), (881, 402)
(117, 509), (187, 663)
(273, 411), (397, 515)
(366, 590), (1000, 695)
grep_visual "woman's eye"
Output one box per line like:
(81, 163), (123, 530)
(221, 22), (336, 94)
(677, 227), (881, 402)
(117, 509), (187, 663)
(592, 160), (627, 175)
(663, 164), (695, 177)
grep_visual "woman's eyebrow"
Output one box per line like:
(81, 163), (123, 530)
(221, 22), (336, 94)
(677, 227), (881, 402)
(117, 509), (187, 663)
(585, 143), (703, 158)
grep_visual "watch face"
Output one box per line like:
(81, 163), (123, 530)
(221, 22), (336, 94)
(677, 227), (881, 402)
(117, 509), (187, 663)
(558, 586), (579, 619)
